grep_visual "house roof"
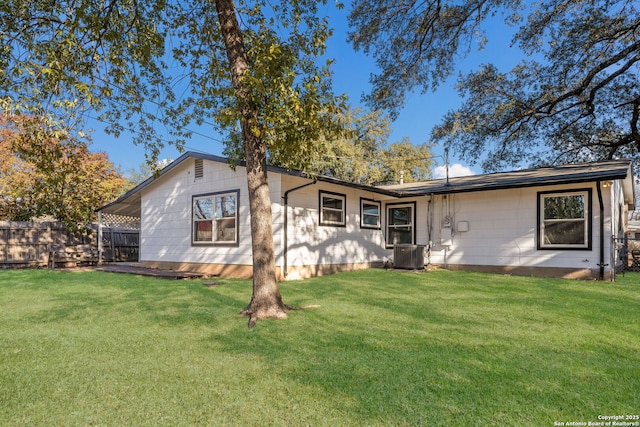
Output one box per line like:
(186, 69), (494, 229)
(381, 160), (635, 202)
(98, 151), (399, 218)
(98, 152), (224, 218)
(98, 152), (636, 218)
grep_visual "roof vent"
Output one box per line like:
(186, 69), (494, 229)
(194, 158), (204, 179)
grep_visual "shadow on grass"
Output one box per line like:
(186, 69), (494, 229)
(15, 270), (249, 327)
(4, 269), (638, 425)
(205, 270), (640, 425)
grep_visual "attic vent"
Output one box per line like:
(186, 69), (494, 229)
(194, 159), (204, 179)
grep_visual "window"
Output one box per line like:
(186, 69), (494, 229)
(386, 202), (416, 247)
(538, 189), (591, 249)
(193, 190), (239, 245)
(360, 198), (381, 229)
(319, 191), (346, 226)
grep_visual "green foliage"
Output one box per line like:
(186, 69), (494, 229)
(0, 112), (126, 230)
(167, 0), (347, 171)
(379, 137), (434, 184)
(304, 107), (389, 184)
(1, 0), (170, 155)
(2, 0), (346, 170)
(348, 0), (640, 171)
(270, 107), (434, 185)
(1, 269), (639, 425)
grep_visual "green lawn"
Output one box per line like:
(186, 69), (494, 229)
(1, 268), (638, 426)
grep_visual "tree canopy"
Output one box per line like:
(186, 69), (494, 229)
(0, 112), (127, 230)
(300, 107), (433, 185)
(348, 0), (640, 171)
(1, 0), (344, 166)
(223, 104), (436, 186)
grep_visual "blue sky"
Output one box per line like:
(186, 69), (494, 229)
(89, 4), (521, 179)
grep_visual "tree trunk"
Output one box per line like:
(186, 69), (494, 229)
(214, 0), (288, 327)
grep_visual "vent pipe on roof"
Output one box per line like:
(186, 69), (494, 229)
(399, 170), (404, 185)
(445, 147), (450, 186)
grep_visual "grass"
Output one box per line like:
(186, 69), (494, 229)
(1, 268), (639, 426)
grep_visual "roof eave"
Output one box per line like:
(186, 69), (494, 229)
(393, 161), (634, 197)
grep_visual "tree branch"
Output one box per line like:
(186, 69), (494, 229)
(537, 40), (640, 115)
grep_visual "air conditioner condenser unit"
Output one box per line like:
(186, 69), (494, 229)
(394, 244), (425, 270)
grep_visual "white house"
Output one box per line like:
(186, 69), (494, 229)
(98, 152), (636, 280)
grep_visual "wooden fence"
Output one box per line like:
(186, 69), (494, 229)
(100, 227), (139, 263)
(0, 221), (139, 268)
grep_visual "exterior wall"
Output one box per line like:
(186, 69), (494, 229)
(139, 158), (283, 278)
(422, 182), (615, 280)
(138, 158), (391, 280)
(281, 175), (392, 279)
(137, 155), (624, 281)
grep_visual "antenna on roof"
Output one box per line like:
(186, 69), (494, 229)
(445, 147), (450, 186)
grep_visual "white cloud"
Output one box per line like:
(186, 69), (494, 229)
(433, 163), (475, 179)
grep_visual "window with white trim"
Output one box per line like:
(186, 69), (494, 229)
(319, 191), (346, 226)
(193, 190), (239, 245)
(360, 198), (381, 229)
(538, 189), (591, 249)
(386, 202), (415, 247)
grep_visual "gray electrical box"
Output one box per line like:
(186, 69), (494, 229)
(394, 244), (425, 270)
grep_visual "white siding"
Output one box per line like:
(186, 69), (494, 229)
(281, 176), (390, 276)
(424, 183), (613, 273)
(136, 154), (623, 279)
(140, 158), (283, 267)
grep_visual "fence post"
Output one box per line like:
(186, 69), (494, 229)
(98, 212), (103, 264)
(110, 226), (115, 262)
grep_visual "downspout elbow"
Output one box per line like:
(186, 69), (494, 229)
(282, 178), (317, 279)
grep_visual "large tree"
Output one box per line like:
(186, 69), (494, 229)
(1, 0), (344, 326)
(348, 0), (640, 171)
(297, 107), (434, 185)
(0, 113), (126, 229)
(225, 106), (435, 185)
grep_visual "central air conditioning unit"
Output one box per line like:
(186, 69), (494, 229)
(394, 244), (425, 270)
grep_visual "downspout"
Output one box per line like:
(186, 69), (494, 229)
(282, 179), (317, 278)
(596, 181), (606, 280)
(426, 194), (433, 265)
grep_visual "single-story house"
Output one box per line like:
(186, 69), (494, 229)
(98, 152), (636, 280)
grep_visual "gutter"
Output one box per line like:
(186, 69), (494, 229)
(282, 179), (317, 278)
(596, 181), (606, 280)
